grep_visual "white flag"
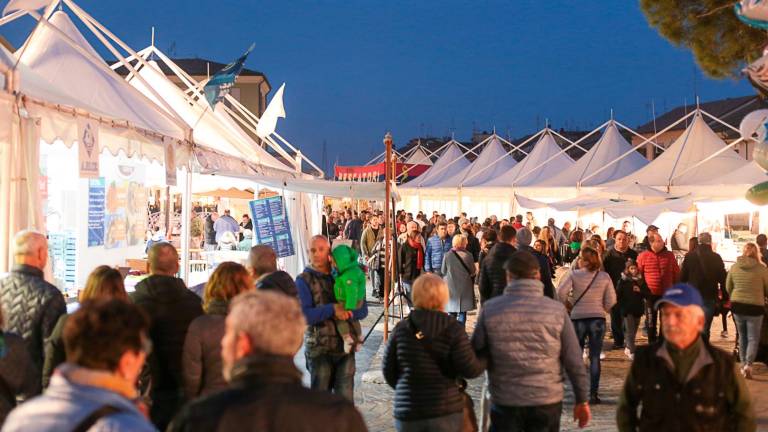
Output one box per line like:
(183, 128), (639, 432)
(256, 83), (286, 138)
(2, 0), (50, 17)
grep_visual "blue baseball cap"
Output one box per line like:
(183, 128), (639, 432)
(654, 283), (703, 310)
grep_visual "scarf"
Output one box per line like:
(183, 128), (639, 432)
(408, 236), (424, 270)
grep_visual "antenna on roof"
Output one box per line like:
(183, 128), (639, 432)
(610, 108), (614, 121)
(545, 118), (549, 129)
(492, 125), (496, 135)
(206, 62), (210, 79)
(451, 131), (455, 141)
(696, 95), (700, 110)
(151, 27), (155, 48)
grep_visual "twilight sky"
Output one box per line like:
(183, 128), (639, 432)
(0, 0), (754, 169)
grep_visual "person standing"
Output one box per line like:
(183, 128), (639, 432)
(473, 251), (591, 431)
(602, 230), (638, 350)
(756, 233), (768, 265)
(131, 243), (203, 430)
(169, 291), (367, 432)
(726, 242), (768, 379)
(459, 218), (481, 264)
(399, 222), (425, 299)
(382, 274), (485, 431)
(238, 214), (253, 241)
(616, 260), (647, 360)
(248, 245), (297, 297)
(213, 210), (240, 244)
(478, 225), (518, 303)
(296, 235), (368, 401)
(679, 232), (727, 342)
(516, 228), (555, 299)
(557, 247), (616, 404)
(424, 222), (451, 277)
(617, 284), (755, 431)
(636, 233), (679, 343)
(189, 210), (204, 249)
(0, 231), (66, 388)
(203, 212), (218, 251)
(344, 210), (364, 252)
(361, 215), (385, 299)
(442, 235), (476, 327)
(671, 223), (689, 258)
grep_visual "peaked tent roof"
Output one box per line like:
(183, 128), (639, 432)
(404, 142), (470, 188)
(479, 131), (574, 187)
(461, 137), (518, 187)
(536, 122), (648, 187)
(18, 11), (186, 141)
(403, 146), (433, 166)
(598, 113), (749, 189)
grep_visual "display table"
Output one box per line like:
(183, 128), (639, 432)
(125, 258), (149, 273)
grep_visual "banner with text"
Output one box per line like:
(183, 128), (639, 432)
(248, 195), (295, 258)
(77, 117), (100, 178)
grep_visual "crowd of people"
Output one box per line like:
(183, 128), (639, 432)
(0, 204), (764, 431)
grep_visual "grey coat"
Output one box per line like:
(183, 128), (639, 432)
(181, 299), (228, 399)
(471, 278), (588, 406)
(442, 249), (476, 313)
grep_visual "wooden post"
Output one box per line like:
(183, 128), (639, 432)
(383, 132), (393, 341)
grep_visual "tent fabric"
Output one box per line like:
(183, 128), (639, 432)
(604, 197), (695, 226)
(478, 131), (574, 187)
(461, 137), (518, 187)
(402, 142), (470, 188)
(597, 114), (748, 189)
(514, 194), (550, 210)
(600, 182), (672, 202)
(18, 11), (187, 141)
(403, 147), (433, 166)
(537, 122), (648, 187)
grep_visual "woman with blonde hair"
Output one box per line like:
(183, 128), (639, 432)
(183, 262), (253, 397)
(726, 242), (768, 379)
(441, 234), (476, 327)
(382, 273), (485, 431)
(43, 265), (128, 387)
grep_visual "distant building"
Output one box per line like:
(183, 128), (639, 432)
(633, 95), (768, 161)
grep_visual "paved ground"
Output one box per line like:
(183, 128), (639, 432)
(346, 299), (768, 432)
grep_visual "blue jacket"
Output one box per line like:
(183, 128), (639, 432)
(3, 364), (156, 432)
(424, 235), (452, 273)
(295, 266), (368, 326)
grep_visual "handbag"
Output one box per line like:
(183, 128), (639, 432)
(452, 250), (476, 284)
(566, 271), (599, 315)
(407, 316), (478, 432)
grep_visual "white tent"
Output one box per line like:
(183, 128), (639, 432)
(460, 136), (518, 187)
(403, 146), (433, 166)
(406, 141), (470, 188)
(536, 122), (648, 187)
(478, 131), (574, 187)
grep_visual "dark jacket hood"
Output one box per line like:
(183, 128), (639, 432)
(257, 270), (298, 297)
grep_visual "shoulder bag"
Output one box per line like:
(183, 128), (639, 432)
(452, 250), (476, 284)
(566, 271), (599, 315)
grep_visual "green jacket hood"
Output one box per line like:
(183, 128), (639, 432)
(332, 245), (359, 273)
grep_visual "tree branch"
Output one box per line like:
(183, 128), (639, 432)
(696, 3), (735, 18)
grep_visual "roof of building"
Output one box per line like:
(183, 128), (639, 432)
(635, 95), (768, 137)
(113, 57), (267, 81)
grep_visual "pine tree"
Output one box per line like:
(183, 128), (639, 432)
(640, 0), (768, 78)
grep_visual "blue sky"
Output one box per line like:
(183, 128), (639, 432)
(0, 1), (753, 168)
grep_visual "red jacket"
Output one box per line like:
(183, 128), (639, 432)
(637, 248), (679, 296)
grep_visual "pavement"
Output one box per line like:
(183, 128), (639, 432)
(342, 297), (768, 432)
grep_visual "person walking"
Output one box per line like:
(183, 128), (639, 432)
(0, 231), (66, 388)
(170, 291), (367, 432)
(203, 212), (218, 251)
(459, 218), (481, 264)
(131, 243), (204, 430)
(478, 225), (517, 303)
(382, 274), (485, 431)
(213, 209), (240, 244)
(516, 228), (555, 299)
(296, 235), (368, 401)
(424, 222), (451, 277)
(442, 235), (476, 327)
(473, 251), (591, 431)
(557, 247), (616, 404)
(757, 233), (768, 265)
(679, 232), (727, 342)
(616, 259), (647, 360)
(399, 223), (425, 299)
(182, 262), (253, 399)
(43, 266), (129, 387)
(3, 299), (156, 432)
(361, 215), (385, 299)
(636, 233), (679, 343)
(726, 242), (768, 379)
(602, 230), (638, 350)
(617, 283), (755, 431)
(344, 210), (364, 252)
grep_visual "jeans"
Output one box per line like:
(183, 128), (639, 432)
(370, 267), (384, 298)
(572, 318), (606, 395)
(395, 412), (463, 432)
(489, 402), (562, 432)
(402, 281), (413, 301)
(623, 314), (641, 353)
(734, 314), (764, 366)
(644, 296), (661, 343)
(610, 304), (624, 347)
(701, 300), (716, 342)
(449, 312), (467, 327)
(305, 352), (355, 401)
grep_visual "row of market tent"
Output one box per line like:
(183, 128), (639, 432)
(0, 0), (388, 282)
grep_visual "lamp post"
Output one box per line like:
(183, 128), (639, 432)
(383, 132), (392, 341)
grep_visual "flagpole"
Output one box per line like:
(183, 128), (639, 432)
(383, 132), (392, 342)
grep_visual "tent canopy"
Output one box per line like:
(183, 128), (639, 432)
(478, 131), (574, 187)
(403, 146), (433, 166)
(403, 141), (470, 188)
(461, 136), (518, 187)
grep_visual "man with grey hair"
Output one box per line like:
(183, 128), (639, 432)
(0, 230), (65, 385)
(617, 283), (755, 431)
(679, 231), (727, 342)
(168, 291), (367, 431)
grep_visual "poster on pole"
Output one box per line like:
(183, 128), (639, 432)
(164, 137), (177, 186)
(77, 117), (100, 178)
(248, 195), (295, 258)
(87, 177), (105, 247)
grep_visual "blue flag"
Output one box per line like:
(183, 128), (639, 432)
(203, 43), (255, 108)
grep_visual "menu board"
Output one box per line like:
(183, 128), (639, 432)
(87, 178), (105, 247)
(248, 196), (295, 258)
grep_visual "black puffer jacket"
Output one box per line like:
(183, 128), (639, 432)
(182, 299), (227, 399)
(680, 245), (727, 302)
(168, 355), (367, 432)
(478, 242), (516, 303)
(256, 271), (298, 298)
(382, 309), (485, 421)
(130, 275), (203, 429)
(0, 265), (66, 379)
(0, 332), (41, 424)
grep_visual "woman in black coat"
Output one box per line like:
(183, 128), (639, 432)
(382, 273), (485, 431)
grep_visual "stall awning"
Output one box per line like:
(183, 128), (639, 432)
(334, 162), (429, 183)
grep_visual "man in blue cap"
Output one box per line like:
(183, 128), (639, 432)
(617, 283), (755, 431)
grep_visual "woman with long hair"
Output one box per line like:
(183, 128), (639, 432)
(726, 242), (768, 379)
(183, 262), (253, 397)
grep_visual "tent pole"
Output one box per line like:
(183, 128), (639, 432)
(180, 168), (192, 285)
(383, 132), (393, 342)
